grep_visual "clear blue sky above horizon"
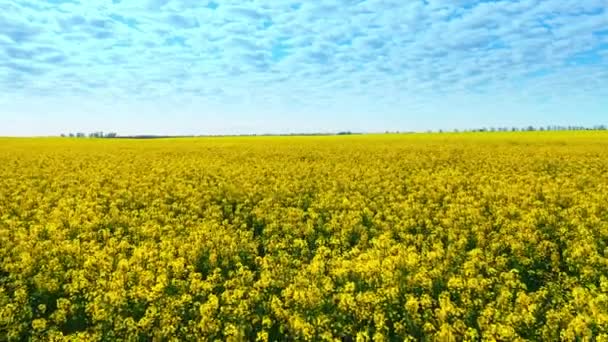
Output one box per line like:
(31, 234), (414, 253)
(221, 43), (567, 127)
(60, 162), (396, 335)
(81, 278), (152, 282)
(1, 0), (607, 136)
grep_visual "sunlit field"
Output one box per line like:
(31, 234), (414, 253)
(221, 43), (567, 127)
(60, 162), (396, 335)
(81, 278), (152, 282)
(1, 132), (607, 341)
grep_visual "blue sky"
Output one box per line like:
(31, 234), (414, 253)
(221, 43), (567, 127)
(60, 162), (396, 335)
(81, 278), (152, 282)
(1, 0), (607, 136)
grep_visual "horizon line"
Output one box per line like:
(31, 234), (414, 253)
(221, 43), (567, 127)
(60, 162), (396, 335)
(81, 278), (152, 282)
(2, 124), (607, 139)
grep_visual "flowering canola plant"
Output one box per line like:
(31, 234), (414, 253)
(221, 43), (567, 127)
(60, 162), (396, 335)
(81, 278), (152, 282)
(1, 132), (607, 341)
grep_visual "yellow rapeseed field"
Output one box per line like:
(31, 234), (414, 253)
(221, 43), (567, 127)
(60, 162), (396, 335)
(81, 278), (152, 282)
(1, 132), (607, 341)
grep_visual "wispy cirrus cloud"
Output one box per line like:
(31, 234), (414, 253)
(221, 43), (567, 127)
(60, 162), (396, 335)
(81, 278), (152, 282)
(0, 0), (606, 135)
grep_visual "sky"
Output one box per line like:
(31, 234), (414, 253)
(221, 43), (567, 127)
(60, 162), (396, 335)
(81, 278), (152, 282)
(1, 0), (607, 136)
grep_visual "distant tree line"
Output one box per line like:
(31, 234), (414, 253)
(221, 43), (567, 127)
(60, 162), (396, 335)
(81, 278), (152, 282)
(58, 132), (364, 139)
(424, 125), (607, 133)
(57, 125), (606, 138)
(60, 132), (118, 138)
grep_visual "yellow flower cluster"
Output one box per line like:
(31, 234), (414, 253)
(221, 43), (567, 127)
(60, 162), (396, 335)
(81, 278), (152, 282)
(1, 132), (607, 341)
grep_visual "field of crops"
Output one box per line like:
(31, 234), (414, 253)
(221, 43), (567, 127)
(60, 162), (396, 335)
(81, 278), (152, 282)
(1, 132), (607, 341)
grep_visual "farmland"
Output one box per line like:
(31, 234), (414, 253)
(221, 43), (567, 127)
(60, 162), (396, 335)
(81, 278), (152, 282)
(1, 132), (607, 341)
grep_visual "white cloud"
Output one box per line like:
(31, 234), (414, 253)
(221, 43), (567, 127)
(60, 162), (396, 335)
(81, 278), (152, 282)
(1, 0), (607, 135)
